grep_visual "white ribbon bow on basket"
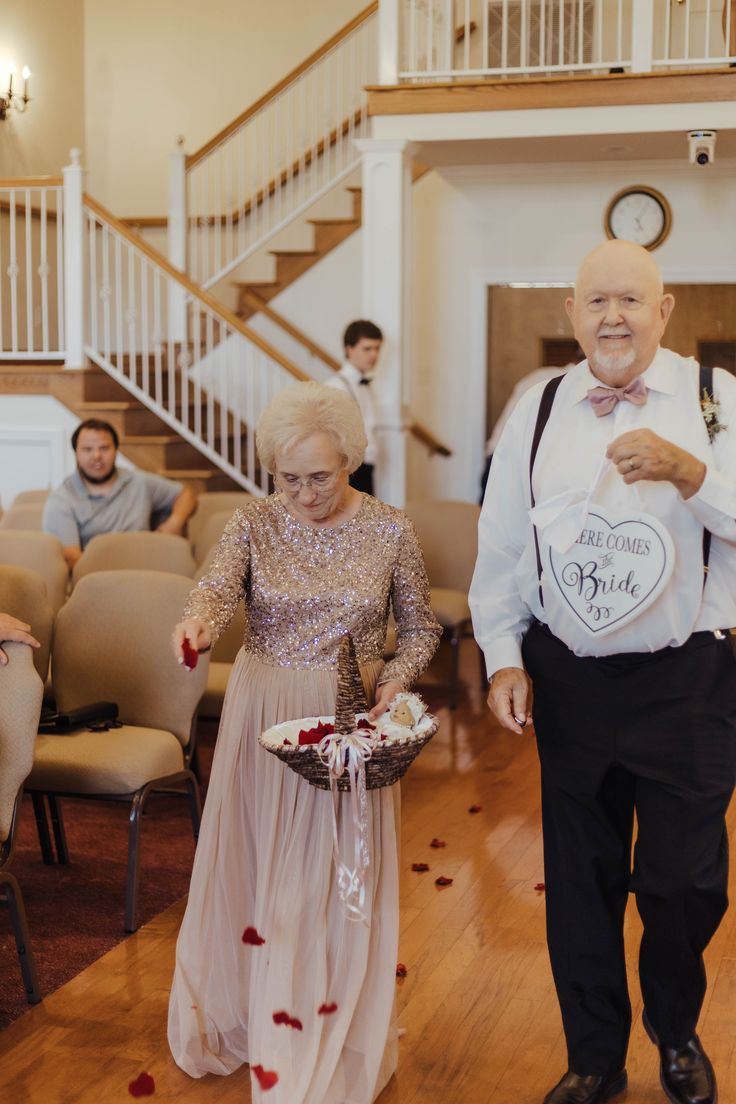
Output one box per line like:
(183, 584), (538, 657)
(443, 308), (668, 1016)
(317, 730), (375, 925)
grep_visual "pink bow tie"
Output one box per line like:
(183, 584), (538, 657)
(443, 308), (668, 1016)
(587, 377), (647, 417)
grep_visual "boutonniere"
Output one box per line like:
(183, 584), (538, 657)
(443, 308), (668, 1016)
(701, 388), (727, 443)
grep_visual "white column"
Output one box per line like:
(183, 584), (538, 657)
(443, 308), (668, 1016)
(62, 148), (85, 368)
(631, 0), (654, 72)
(378, 0), (400, 84)
(168, 140), (188, 343)
(354, 138), (416, 508)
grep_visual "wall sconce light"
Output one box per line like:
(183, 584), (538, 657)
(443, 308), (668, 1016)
(0, 62), (31, 121)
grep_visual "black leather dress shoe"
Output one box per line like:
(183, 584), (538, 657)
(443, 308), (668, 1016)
(643, 1010), (717, 1104)
(542, 1069), (628, 1104)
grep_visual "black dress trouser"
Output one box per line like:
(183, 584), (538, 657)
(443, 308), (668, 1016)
(522, 621), (736, 1076)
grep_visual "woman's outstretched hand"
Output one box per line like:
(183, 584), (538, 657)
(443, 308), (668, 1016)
(172, 619), (212, 666)
(368, 679), (404, 721)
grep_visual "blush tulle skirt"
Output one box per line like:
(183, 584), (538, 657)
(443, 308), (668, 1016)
(167, 650), (400, 1103)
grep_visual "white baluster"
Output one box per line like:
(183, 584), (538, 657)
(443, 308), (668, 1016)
(9, 191), (19, 355)
(24, 188), (33, 353)
(379, 0), (400, 82)
(39, 189), (49, 353)
(631, 0), (654, 71)
(63, 149), (85, 367)
(168, 142), (188, 342)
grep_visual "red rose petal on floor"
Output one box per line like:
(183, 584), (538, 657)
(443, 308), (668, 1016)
(181, 636), (198, 671)
(272, 1010), (291, 1025)
(318, 1002), (338, 1015)
(468, 804), (482, 813)
(430, 838), (446, 848)
(252, 1065), (279, 1091)
(534, 882), (546, 892)
(395, 963), (408, 978)
(242, 926), (266, 946)
(289, 1017), (303, 1031)
(128, 1072), (155, 1098)
(434, 876), (454, 886)
(411, 862), (430, 872)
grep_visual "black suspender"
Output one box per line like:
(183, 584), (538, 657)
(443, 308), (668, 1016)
(528, 365), (714, 606)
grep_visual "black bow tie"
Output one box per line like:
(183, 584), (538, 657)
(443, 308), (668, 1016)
(358, 377), (372, 386)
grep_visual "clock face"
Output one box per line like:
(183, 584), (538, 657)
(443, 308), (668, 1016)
(605, 187), (671, 251)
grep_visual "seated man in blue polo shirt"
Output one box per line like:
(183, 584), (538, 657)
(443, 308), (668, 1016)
(43, 419), (198, 571)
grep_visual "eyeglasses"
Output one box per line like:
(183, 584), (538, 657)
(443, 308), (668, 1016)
(276, 470), (344, 494)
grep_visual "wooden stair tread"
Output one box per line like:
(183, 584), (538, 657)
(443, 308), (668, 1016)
(77, 401), (138, 411)
(308, 218), (360, 227)
(235, 281), (280, 289)
(121, 435), (181, 445)
(268, 250), (319, 258)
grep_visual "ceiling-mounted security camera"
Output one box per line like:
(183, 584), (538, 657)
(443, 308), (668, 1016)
(687, 130), (717, 166)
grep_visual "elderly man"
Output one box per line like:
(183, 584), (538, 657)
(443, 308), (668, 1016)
(470, 240), (735, 1104)
(43, 419), (197, 571)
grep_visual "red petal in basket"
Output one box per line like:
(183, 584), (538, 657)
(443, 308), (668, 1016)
(272, 1011), (302, 1030)
(318, 1002), (338, 1015)
(430, 838), (447, 848)
(242, 926), (266, 946)
(252, 1065), (279, 1091)
(128, 1072), (155, 1098)
(356, 717), (375, 730)
(435, 876), (454, 887)
(468, 804), (483, 814)
(298, 720), (335, 746)
(181, 636), (198, 671)
(395, 963), (408, 978)
(411, 862), (429, 872)
(282, 737), (293, 746)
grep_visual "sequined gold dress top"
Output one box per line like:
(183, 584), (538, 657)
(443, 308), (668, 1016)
(184, 493), (441, 686)
(169, 493), (441, 1103)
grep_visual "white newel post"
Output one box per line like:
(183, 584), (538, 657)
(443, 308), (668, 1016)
(378, 0), (400, 84)
(631, 0), (655, 72)
(63, 149), (85, 368)
(168, 142), (188, 343)
(355, 138), (416, 508)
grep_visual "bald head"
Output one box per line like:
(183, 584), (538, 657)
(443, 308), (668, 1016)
(566, 240), (674, 386)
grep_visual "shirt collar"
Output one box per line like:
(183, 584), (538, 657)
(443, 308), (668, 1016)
(569, 346), (677, 405)
(72, 467), (131, 499)
(341, 361), (372, 385)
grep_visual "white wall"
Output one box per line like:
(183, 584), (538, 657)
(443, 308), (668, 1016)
(84, 0), (367, 215)
(0, 0), (85, 176)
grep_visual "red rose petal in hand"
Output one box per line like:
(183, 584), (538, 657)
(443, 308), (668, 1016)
(242, 926), (266, 946)
(356, 717), (375, 730)
(411, 862), (430, 872)
(395, 963), (408, 978)
(430, 838), (447, 848)
(468, 804), (482, 814)
(181, 636), (198, 671)
(128, 1072), (155, 1098)
(318, 1001), (338, 1015)
(534, 882), (545, 893)
(435, 875), (454, 887)
(252, 1065), (279, 1091)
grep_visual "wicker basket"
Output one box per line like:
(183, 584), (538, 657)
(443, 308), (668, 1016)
(259, 635), (438, 791)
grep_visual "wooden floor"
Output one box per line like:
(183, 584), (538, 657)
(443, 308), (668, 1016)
(1, 645), (735, 1103)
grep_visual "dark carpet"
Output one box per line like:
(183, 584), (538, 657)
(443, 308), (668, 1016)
(0, 722), (218, 1030)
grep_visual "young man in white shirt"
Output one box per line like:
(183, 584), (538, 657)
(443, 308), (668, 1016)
(470, 240), (734, 1104)
(326, 320), (382, 495)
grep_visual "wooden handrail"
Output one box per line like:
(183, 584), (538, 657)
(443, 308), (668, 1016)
(83, 193), (309, 383)
(186, 2), (378, 169)
(241, 291), (452, 458)
(0, 176), (63, 188)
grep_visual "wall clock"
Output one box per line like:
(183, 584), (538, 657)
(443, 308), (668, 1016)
(604, 185), (672, 251)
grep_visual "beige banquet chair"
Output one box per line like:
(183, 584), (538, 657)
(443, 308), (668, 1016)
(192, 508), (239, 567)
(0, 642), (44, 1004)
(0, 565), (54, 685)
(0, 503), (45, 531)
(71, 530), (196, 588)
(12, 489), (50, 506)
(0, 531), (68, 613)
(404, 500), (481, 709)
(187, 491), (253, 550)
(26, 570), (208, 932)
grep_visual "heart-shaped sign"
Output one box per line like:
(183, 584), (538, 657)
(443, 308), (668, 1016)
(544, 506), (675, 636)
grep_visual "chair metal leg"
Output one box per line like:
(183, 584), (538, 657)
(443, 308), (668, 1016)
(449, 629), (460, 710)
(31, 794), (54, 865)
(185, 772), (202, 843)
(47, 795), (69, 864)
(125, 783), (154, 934)
(0, 871), (42, 1004)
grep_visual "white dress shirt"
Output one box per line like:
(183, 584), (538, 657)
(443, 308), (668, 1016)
(327, 362), (377, 465)
(470, 347), (736, 675)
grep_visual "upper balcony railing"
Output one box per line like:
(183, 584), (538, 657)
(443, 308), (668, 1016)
(379, 0), (736, 82)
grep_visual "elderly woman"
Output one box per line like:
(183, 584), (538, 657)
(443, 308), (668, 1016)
(168, 382), (440, 1102)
